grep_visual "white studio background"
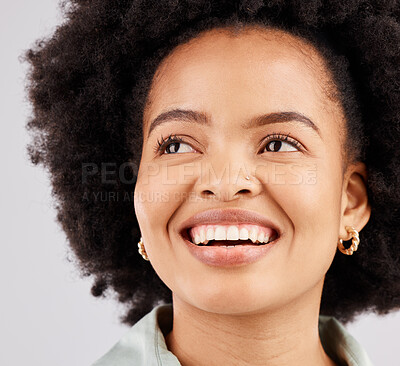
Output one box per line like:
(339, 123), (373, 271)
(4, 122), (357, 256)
(1, 1), (399, 365)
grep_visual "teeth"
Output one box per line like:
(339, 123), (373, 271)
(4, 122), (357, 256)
(227, 226), (239, 240)
(206, 227), (214, 240)
(189, 224), (276, 246)
(200, 228), (206, 243)
(239, 228), (249, 240)
(215, 226), (226, 240)
(249, 227), (258, 243)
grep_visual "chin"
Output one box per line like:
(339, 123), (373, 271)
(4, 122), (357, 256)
(178, 286), (281, 315)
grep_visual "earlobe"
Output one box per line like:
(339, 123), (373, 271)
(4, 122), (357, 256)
(339, 161), (371, 240)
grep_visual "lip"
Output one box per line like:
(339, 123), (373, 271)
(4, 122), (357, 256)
(177, 208), (282, 267)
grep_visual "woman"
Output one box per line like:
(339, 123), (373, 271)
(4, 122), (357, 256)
(24, 1), (400, 365)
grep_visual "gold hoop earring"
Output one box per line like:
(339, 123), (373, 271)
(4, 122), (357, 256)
(337, 226), (360, 255)
(138, 237), (149, 261)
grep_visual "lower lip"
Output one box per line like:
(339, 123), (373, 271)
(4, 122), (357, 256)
(182, 237), (278, 267)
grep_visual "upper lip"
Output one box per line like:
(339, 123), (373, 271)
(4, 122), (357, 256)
(178, 208), (281, 237)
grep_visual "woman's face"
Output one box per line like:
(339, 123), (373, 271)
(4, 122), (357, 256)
(134, 26), (360, 314)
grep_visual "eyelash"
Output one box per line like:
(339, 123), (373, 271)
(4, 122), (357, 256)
(154, 134), (187, 155)
(154, 132), (302, 155)
(262, 133), (302, 151)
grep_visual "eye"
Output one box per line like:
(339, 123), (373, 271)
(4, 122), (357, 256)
(165, 141), (194, 154)
(261, 133), (301, 153)
(154, 134), (196, 155)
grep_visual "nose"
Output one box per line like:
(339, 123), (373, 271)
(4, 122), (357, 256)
(195, 162), (262, 201)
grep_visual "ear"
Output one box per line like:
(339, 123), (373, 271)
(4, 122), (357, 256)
(339, 161), (371, 240)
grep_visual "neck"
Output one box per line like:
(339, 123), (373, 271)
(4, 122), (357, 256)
(165, 281), (337, 366)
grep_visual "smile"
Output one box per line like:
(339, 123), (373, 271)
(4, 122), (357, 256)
(188, 224), (278, 246)
(178, 208), (281, 266)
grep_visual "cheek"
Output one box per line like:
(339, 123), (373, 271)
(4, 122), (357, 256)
(134, 162), (197, 290)
(133, 163), (191, 252)
(266, 159), (342, 283)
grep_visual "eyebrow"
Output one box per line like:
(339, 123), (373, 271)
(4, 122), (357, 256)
(147, 108), (321, 138)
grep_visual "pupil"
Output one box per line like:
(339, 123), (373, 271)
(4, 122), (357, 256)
(271, 141), (282, 151)
(272, 141), (281, 152)
(167, 142), (179, 153)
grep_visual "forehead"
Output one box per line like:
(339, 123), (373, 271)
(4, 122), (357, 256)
(143, 26), (343, 137)
(158, 26), (323, 76)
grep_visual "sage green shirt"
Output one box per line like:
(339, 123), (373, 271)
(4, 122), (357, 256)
(91, 303), (374, 366)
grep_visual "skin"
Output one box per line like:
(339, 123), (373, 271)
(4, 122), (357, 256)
(134, 25), (371, 366)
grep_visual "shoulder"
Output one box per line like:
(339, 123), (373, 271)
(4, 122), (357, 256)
(318, 315), (374, 366)
(90, 303), (179, 366)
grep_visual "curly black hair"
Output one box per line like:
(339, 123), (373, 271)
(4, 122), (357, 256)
(23, 0), (400, 326)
